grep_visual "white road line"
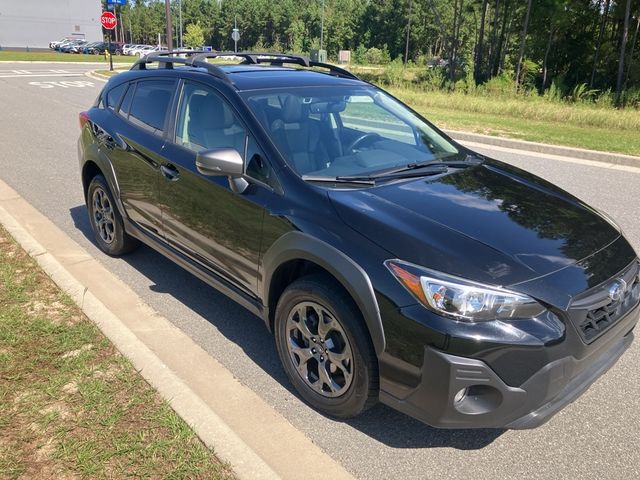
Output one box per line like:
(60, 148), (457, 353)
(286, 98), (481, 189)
(461, 140), (640, 174)
(0, 73), (84, 78)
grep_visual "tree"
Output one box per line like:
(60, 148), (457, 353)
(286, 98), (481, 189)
(183, 22), (205, 48)
(515, 0), (533, 90)
(616, 0), (633, 104)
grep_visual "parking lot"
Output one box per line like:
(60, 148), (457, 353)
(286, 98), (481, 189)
(1, 62), (639, 479)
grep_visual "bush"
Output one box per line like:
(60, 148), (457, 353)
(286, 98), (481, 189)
(482, 72), (515, 96)
(383, 57), (405, 87)
(365, 46), (391, 65)
(543, 80), (564, 103)
(353, 45), (367, 65)
(569, 83), (599, 103)
(415, 67), (446, 91)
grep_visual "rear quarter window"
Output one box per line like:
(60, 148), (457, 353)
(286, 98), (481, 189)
(106, 82), (127, 110)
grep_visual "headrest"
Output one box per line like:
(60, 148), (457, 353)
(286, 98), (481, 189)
(188, 92), (234, 129)
(281, 95), (304, 123)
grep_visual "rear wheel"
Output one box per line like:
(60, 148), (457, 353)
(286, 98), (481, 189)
(87, 175), (138, 256)
(274, 274), (378, 418)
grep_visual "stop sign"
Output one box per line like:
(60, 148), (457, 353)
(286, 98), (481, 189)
(101, 11), (117, 30)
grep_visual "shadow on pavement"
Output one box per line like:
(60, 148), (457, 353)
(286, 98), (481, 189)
(70, 204), (505, 450)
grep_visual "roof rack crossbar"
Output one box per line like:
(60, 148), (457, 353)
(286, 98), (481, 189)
(130, 51), (360, 82)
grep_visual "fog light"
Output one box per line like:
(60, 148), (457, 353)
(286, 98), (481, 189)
(453, 385), (503, 415)
(454, 387), (468, 404)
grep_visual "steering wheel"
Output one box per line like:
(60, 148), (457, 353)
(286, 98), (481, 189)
(346, 133), (381, 153)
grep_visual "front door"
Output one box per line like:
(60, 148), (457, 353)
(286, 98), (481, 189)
(159, 80), (271, 297)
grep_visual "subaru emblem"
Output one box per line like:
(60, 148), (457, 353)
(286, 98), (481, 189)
(608, 279), (626, 302)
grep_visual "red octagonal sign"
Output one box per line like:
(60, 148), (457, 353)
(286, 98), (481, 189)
(101, 11), (117, 30)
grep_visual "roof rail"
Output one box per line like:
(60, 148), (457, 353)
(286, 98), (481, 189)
(130, 50), (360, 83)
(191, 51), (360, 80)
(131, 50), (232, 84)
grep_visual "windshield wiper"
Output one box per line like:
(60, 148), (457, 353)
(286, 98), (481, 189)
(302, 154), (482, 186)
(369, 154), (483, 178)
(302, 175), (376, 186)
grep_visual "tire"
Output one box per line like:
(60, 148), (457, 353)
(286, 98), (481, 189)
(274, 274), (378, 418)
(87, 175), (139, 256)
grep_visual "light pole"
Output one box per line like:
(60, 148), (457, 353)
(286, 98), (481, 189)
(320, 0), (325, 51)
(179, 0), (183, 48)
(165, 0), (173, 50)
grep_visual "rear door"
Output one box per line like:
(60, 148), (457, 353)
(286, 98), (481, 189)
(105, 78), (177, 236)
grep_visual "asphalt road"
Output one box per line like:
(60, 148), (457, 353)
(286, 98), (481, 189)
(1, 63), (639, 480)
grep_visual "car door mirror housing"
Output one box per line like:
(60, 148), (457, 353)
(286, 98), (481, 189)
(196, 148), (244, 177)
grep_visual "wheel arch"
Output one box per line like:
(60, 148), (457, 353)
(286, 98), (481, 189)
(81, 157), (126, 218)
(81, 160), (102, 202)
(262, 231), (385, 355)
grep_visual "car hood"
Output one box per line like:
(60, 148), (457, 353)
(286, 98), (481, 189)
(329, 160), (621, 287)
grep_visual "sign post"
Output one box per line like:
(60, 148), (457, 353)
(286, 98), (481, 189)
(232, 15), (240, 53)
(101, 11), (117, 71)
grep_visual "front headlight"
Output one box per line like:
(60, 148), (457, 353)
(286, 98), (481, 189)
(385, 260), (546, 322)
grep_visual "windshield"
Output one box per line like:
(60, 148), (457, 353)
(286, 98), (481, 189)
(242, 86), (459, 178)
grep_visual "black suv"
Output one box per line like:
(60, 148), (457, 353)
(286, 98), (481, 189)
(78, 52), (639, 429)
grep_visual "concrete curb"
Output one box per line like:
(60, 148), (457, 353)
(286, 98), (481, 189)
(445, 129), (640, 168)
(85, 70), (109, 82)
(0, 179), (355, 480)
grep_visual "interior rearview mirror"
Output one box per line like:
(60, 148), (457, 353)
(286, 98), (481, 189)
(196, 148), (244, 177)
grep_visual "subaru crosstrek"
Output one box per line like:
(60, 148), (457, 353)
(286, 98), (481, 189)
(77, 52), (639, 429)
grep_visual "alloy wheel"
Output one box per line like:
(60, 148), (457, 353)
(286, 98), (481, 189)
(285, 301), (354, 398)
(92, 187), (116, 244)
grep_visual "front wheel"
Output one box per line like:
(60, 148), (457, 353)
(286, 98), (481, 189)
(87, 175), (138, 256)
(274, 274), (378, 418)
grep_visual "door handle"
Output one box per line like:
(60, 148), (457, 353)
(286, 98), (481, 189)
(161, 164), (180, 181)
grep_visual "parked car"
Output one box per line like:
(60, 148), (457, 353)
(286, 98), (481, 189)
(84, 42), (119, 55)
(54, 40), (76, 51)
(50, 35), (84, 49)
(60, 40), (88, 53)
(123, 44), (145, 55)
(77, 52), (640, 429)
(134, 45), (157, 57)
(78, 41), (100, 54)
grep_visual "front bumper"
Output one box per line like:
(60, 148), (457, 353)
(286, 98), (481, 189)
(379, 302), (638, 429)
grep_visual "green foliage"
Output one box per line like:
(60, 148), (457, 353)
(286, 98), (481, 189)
(481, 73), (515, 97)
(416, 67), (446, 91)
(364, 46), (391, 65)
(183, 22), (205, 48)
(353, 44), (368, 65)
(383, 57), (406, 87)
(569, 83), (600, 103)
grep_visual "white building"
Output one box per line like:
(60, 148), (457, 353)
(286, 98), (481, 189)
(0, 0), (103, 49)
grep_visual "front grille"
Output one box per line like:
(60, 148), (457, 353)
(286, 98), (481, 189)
(571, 262), (640, 344)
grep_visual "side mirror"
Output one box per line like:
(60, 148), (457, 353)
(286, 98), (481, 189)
(196, 148), (244, 177)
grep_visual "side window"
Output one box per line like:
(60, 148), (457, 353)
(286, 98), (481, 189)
(175, 82), (246, 154)
(106, 82), (127, 110)
(128, 79), (176, 134)
(246, 136), (280, 191)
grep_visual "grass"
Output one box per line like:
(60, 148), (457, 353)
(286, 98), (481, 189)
(0, 225), (234, 479)
(390, 89), (640, 156)
(0, 51), (135, 64)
